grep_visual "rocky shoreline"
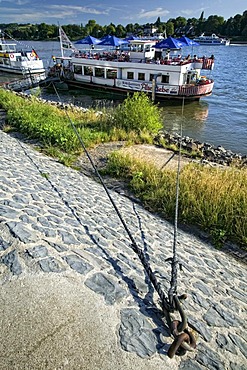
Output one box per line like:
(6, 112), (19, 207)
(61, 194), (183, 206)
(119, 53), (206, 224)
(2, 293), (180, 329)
(154, 132), (247, 168)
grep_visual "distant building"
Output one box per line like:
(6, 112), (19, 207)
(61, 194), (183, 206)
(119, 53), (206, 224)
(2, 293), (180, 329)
(143, 24), (157, 37)
(175, 25), (195, 36)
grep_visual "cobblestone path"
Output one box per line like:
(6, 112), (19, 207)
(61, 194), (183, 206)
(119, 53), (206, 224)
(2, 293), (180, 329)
(0, 129), (246, 370)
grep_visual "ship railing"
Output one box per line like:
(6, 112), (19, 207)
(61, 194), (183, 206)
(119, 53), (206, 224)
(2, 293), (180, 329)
(72, 52), (214, 69)
(178, 80), (214, 96)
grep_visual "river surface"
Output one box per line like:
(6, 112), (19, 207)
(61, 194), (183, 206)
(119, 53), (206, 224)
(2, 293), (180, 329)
(1, 40), (247, 155)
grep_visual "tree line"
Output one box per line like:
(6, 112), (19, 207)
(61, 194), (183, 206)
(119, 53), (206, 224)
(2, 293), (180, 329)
(1, 10), (247, 41)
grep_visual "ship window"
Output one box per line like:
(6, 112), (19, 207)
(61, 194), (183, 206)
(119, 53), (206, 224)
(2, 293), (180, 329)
(74, 65), (82, 74)
(127, 72), (134, 79)
(149, 74), (155, 81)
(138, 72), (145, 81)
(95, 67), (104, 77)
(162, 75), (169, 83)
(84, 66), (93, 76)
(106, 69), (117, 79)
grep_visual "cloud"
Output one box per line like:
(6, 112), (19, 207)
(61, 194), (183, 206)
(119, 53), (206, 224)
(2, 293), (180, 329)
(180, 7), (209, 17)
(49, 5), (109, 16)
(0, 3), (110, 23)
(0, 0), (30, 4)
(137, 7), (170, 20)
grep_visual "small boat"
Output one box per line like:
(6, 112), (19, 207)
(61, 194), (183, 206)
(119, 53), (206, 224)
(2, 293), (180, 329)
(193, 33), (230, 46)
(0, 32), (46, 75)
(43, 28), (215, 101)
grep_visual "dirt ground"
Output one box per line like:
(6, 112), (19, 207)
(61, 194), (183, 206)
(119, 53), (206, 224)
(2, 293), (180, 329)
(75, 142), (195, 176)
(74, 142), (194, 201)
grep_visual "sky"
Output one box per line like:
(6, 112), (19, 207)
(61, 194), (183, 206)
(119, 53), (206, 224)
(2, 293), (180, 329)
(0, 0), (246, 26)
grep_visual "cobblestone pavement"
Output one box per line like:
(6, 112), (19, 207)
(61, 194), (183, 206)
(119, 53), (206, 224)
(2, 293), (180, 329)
(0, 129), (246, 370)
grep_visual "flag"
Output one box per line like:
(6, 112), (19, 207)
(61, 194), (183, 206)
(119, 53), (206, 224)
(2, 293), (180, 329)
(31, 49), (39, 59)
(59, 27), (76, 51)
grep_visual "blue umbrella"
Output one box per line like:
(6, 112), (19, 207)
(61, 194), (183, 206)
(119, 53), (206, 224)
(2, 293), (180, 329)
(176, 36), (200, 46)
(75, 35), (101, 45)
(98, 35), (129, 47)
(154, 36), (186, 49)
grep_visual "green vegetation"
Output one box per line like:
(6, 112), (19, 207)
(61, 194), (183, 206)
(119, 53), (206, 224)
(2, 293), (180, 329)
(0, 88), (246, 249)
(112, 93), (162, 133)
(0, 89), (158, 163)
(1, 9), (247, 41)
(105, 152), (247, 248)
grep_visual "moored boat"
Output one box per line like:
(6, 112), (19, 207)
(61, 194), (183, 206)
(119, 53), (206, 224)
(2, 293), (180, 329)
(43, 30), (215, 101)
(193, 33), (230, 46)
(0, 31), (46, 75)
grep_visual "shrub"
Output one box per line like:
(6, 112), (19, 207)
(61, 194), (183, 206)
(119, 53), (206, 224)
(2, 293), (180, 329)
(112, 92), (163, 133)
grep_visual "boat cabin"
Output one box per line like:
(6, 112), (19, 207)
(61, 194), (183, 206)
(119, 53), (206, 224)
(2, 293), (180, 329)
(0, 41), (16, 53)
(122, 40), (156, 61)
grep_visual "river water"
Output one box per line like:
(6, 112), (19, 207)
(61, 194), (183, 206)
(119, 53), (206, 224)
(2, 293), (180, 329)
(1, 40), (247, 155)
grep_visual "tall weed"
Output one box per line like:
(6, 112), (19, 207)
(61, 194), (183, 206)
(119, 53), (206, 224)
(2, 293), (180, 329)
(106, 152), (247, 247)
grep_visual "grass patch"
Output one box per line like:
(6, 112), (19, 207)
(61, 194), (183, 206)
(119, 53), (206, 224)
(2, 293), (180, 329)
(0, 90), (158, 158)
(105, 151), (247, 248)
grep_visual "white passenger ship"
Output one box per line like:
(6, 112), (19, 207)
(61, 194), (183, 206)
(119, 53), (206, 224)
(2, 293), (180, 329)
(0, 33), (45, 75)
(193, 33), (230, 46)
(47, 39), (215, 101)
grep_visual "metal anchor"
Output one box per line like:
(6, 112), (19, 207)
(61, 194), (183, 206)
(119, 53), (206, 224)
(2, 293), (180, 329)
(167, 296), (196, 358)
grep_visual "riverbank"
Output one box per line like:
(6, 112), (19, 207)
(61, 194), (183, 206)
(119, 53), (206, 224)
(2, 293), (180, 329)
(10, 91), (247, 167)
(0, 89), (246, 249)
(0, 127), (246, 370)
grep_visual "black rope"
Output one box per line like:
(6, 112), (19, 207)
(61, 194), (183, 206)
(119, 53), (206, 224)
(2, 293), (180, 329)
(51, 83), (172, 312)
(168, 97), (185, 309)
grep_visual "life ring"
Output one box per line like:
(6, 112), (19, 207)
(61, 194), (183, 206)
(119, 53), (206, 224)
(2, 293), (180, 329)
(10, 54), (14, 59)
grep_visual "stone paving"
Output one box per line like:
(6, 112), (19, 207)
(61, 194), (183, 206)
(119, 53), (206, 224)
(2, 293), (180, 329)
(0, 128), (246, 370)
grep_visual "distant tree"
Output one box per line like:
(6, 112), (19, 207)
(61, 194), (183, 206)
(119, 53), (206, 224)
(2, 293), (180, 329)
(126, 23), (134, 34)
(155, 17), (161, 27)
(224, 14), (242, 36)
(224, 17), (236, 36)
(240, 10), (247, 34)
(157, 24), (165, 33)
(195, 11), (206, 35)
(204, 15), (225, 34)
(115, 24), (126, 38)
(37, 23), (51, 40)
(1, 9), (247, 42)
(84, 19), (97, 35)
(174, 16), (187, 28)
(187, 17), (198, 26)
(91, 24), (104, 38)
(199, 11), (205, 22)
(105, 23), (116, 35)
(242, 24), (247, 36)
(166, 21), (174, 36)
(133, 23), (141, 34)
(68, 24), (83, 39)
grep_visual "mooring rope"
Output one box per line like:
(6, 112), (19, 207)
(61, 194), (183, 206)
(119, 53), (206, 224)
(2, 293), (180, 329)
(50, 85), (196, 357)
(168, 97), (184, 308)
